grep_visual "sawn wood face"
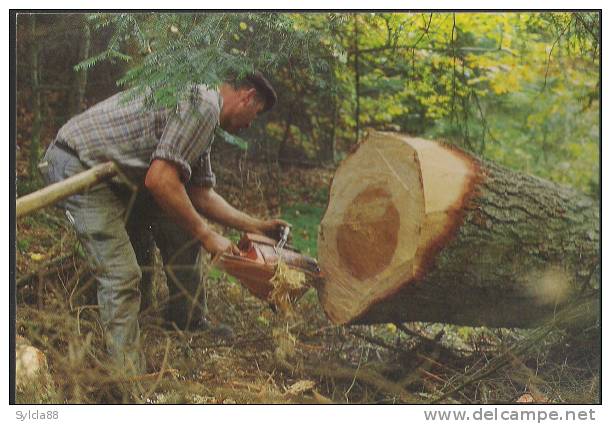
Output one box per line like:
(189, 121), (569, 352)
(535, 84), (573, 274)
(317, 131), (599, 327)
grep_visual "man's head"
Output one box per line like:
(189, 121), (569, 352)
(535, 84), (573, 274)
(219, 72), (277, 134)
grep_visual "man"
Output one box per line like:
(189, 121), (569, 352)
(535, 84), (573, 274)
(41, 72), (288, 374)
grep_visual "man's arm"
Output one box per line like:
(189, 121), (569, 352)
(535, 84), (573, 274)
(188, 184), (288, 237)
(145, 159), (239, 256)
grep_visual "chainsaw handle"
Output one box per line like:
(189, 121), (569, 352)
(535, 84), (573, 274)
(276, 225), (290, 250)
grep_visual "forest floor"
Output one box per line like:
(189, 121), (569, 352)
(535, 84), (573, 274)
(14, 146), (600, 405)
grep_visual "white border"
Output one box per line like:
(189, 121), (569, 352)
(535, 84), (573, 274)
(4, 3), (607, 422)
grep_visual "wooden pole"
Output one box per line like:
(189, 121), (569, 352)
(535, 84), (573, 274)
(16, 162), (118, 218)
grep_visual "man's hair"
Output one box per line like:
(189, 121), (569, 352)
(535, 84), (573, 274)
(229, 71), (277, 112)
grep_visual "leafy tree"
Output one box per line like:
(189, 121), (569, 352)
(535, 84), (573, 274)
(316, 12), (599, 195)
(18, 12), (599, 196)
(78, 13), (332, 107)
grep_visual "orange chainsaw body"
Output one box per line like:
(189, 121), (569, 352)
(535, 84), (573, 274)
(218, 233), (323, 301)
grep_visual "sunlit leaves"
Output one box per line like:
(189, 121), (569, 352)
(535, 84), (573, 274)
(82, 12), (599, 194)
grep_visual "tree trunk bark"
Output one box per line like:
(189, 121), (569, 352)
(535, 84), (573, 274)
(277, 109), (293, 163)
(317, 131), (599, 328)
(317, 98), (338, 165)
(71, 18), (90, 115)
(353, 14), (361, 145)
(29, 15), (43, 181)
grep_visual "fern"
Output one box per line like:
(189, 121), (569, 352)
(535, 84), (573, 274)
(77, 12), (334, 110)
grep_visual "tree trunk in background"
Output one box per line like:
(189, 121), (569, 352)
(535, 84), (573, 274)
(71, 18), (90, 115)
(277, 110), (293, 162)
(317, 131), (600, 328)
(29, 15), (43, 181)
(331, 101), (338, 163)
(318, 98), (338, 165)
(353, 14), (361, 145)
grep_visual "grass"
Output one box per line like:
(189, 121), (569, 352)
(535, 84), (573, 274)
(207, 264), (239, 286)
(280, 203), (324, 257)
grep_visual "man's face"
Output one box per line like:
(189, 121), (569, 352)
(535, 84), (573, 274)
(225, 89), (265, 134)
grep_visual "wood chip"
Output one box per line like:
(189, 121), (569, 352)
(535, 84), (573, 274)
(516, 393), (535, 403)
(285, 380), (316, 396)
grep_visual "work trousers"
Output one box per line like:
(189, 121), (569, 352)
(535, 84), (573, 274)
(42, 143), (207, 374)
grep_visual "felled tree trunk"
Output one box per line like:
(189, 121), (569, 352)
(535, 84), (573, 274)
(317, 131), (599, 328)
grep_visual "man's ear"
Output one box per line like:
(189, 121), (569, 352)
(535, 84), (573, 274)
(243, 88), (257, 103)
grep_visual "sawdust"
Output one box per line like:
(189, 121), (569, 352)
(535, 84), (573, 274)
(268, 259), (307, 316)
(272, 326), (297, 362)
(268, 259), (308, 364)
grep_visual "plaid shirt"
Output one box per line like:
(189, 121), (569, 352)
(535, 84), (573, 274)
(56, 86), (221, 188)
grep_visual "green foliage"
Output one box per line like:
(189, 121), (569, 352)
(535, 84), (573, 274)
(17, 238), (31, 253)
(82, 13), (333, 109)
(207, 266), (238, 285)
(281, 203), (324, 257)
(324, 12), (599, 195)
(79, 12), (599, 195)
(216, 127), (248, 150)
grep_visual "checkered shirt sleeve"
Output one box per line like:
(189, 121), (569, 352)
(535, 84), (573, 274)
(151, 94), (219, 183)
(190, 145), (216, 188)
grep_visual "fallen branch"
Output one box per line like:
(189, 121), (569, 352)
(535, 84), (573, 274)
(348, 328), (459, 398)
(17, 161), (118, 218)
(275, 356), (422, 403)
(350, 327), (463, 365)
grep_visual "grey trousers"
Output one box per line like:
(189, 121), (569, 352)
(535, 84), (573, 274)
(42, 144), (207, 374)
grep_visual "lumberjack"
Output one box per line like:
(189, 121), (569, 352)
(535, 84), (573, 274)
(40, 72), (289, 374)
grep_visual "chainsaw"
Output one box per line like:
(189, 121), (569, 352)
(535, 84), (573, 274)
(218, 227), (323, 302)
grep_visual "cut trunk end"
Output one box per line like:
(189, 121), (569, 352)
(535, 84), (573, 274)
(318, 132), (478, 325)
(317, 131), (598, 328)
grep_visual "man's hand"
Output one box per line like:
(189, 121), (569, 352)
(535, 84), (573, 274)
(201, 231), (241, 258)
(187, 186), (292, 242)
(256, 218), (292, 241)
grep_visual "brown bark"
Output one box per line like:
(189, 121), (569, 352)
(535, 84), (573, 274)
(317, 131), (599, 328)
